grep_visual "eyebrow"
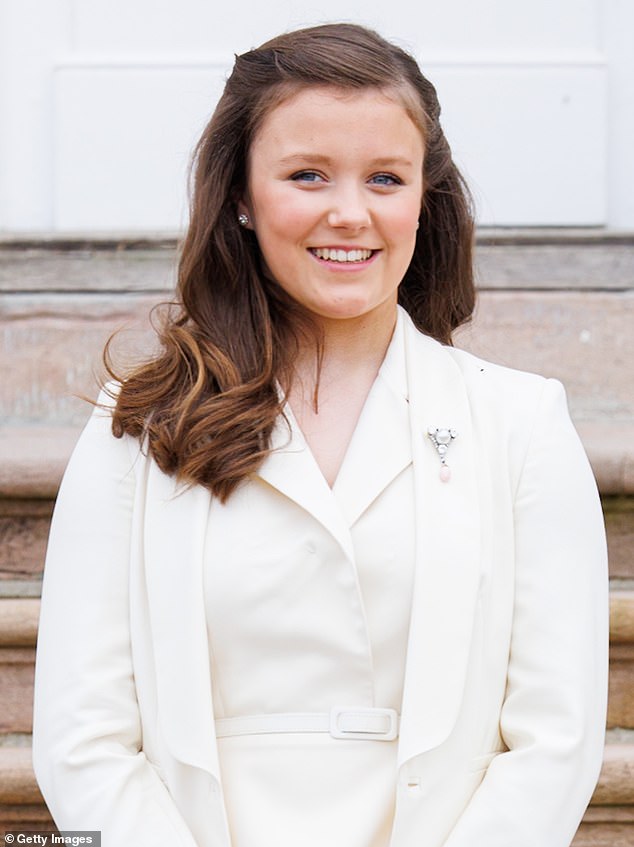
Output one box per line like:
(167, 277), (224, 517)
(277, 153), (416, 168)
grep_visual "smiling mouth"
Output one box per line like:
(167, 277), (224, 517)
(310, 247), (376, 263)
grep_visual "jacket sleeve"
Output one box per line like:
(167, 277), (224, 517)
(444, 378), (609, 847)
(32, 396), (199, 846)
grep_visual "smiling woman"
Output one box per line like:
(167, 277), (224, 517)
(33, 22), (608, 847)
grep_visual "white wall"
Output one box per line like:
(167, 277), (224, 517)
(0, 0), (631, 232)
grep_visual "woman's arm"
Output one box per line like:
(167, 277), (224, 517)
(444, 379), (609, 846)
(32, 397), (199, 846)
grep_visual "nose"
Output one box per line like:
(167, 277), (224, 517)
(326, 183), (371, 230)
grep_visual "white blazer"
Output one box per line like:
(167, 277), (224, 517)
(32, 310), (609, 847)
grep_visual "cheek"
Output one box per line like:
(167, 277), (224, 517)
(388, 203), (421, 247)
(404, 193), (424, 224)
(252, 186), (318, 241)
(382, 186), (422, 225)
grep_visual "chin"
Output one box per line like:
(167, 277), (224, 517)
(317, 293), (396, 322)
(314, 302), (375, 321)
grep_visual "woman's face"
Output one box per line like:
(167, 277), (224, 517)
(240, 86), (424, 327)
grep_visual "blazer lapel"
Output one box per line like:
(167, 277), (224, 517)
(143, 462), (221, 782)
(398, 313), (482, 767)
(333, 314), (411, 528)
(255, 409), (356, 562)
(332, 377), (410, 527)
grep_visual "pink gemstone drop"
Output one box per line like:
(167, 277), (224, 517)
(439, 465), (451, 483)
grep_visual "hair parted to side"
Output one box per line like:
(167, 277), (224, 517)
(108, 22), (476, 501)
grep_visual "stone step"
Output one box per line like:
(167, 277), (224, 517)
(1, 288), (631, 426)
(0, 744), (55, 836)
(1, 593), (632, 735)
(0, 739), (632, 841)
(1, 232), (632, 426)
(0, 599), (38, 735)
(1, 423), (632, 600)
(610, 592), (634, 731)
(1, 230), (632, 293)
(576, 737), (634, 846)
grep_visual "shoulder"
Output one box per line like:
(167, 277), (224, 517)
(447, 345), (555, 407)
(447, 345), (574, 459)
(443, 346), (590, 501)
(96, 379), (122, 411)
(444, 346), (571, 467)
(61, 382), (141, 487)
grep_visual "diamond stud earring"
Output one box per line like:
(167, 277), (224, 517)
(238, 213), (250, 227)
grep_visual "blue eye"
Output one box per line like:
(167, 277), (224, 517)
(370, 173), (402, 186)
(290, 171), (324, 183)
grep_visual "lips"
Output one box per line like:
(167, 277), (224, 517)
(310, 247), (375, 263)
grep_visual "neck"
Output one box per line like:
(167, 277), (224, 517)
(293, 301), (398, 401)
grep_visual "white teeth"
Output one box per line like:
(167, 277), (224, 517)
(312, 248), (373, 263)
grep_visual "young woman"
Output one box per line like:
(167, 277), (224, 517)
(33, 23), (608, 847)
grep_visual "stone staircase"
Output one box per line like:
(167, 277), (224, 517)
(1, 231), (633, 844)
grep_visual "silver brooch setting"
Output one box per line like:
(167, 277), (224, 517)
(427, 427), (458, 482)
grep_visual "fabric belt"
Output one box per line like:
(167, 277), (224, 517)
(215, 707), (399, 741)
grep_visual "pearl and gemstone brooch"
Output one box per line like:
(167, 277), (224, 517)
(427, 427), (458, 482)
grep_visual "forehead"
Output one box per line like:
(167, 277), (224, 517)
(249, 86), (425, 160)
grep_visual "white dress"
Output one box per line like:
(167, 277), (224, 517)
(204, 318), (416, 847)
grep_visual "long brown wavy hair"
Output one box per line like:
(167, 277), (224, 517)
(107, 23), (476, 501)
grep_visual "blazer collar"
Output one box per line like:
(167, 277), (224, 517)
(332, 314), (411, 527)
(255, 411), (357, 560)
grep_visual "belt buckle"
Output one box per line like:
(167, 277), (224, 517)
(329, 706), (399, 741)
